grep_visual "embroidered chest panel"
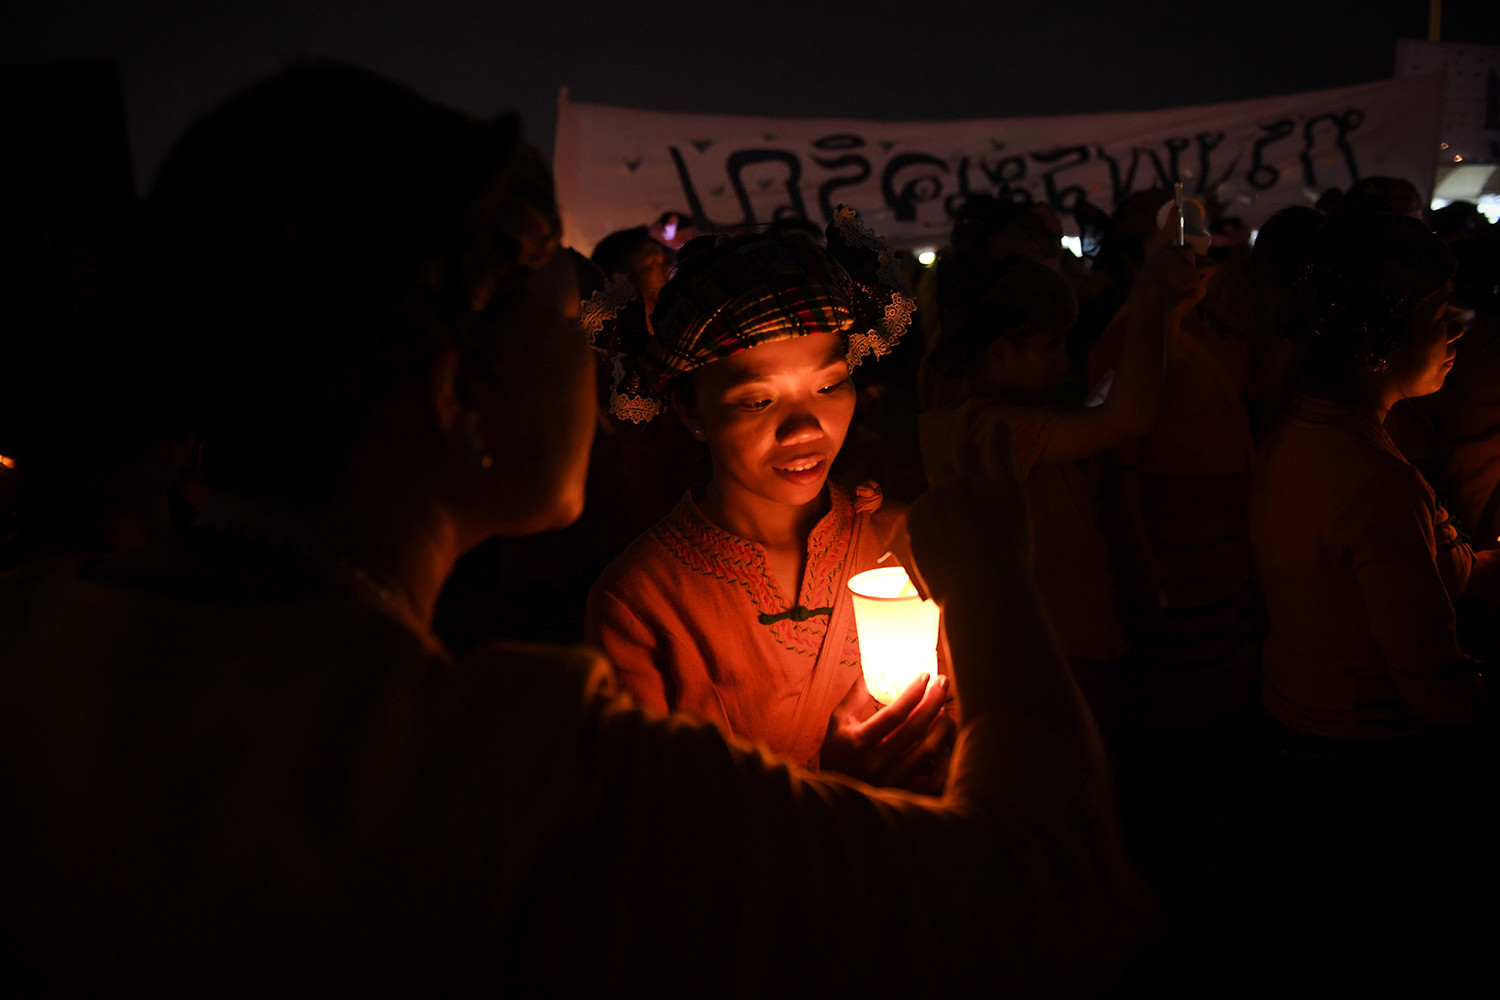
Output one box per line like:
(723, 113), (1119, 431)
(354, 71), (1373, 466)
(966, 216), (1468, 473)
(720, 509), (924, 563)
(653, 492), (862, 666)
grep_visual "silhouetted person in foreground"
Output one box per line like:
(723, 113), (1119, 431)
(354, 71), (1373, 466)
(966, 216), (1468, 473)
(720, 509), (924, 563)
(0, 65), (1153, 995)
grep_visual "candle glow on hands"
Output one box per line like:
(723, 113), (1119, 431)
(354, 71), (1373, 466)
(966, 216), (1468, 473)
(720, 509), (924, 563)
(849, 567), (941, 704)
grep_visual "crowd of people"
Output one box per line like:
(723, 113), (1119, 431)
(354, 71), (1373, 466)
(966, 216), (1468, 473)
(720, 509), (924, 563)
(1, 63), (1496, 994)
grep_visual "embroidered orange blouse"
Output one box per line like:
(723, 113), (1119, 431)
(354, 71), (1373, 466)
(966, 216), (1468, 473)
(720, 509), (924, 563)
(585, 482), (901, 765)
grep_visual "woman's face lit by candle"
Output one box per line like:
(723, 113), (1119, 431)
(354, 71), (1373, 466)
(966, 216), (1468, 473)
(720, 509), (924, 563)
(1389, 283), (1462, 400)
(683, 331), (855, 518)
(468, 249), (597, 534)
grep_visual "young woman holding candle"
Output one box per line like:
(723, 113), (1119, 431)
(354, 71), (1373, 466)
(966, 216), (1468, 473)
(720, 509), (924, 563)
(585, 220), (953, 788)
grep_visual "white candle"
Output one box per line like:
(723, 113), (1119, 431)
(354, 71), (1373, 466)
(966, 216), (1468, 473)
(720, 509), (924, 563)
(848, 567), (941, 704)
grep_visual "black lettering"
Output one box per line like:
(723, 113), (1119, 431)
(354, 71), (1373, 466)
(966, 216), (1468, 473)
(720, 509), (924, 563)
(668, 146), (711, 229)
(881, 153), (950, 222)
(978, 151), (1027, 192)
(1095, 145), (1142, 206)
(725, 150), (808, 225)
(812, 133), (865, 151)
(1030, 145), (1091, 213)
(944, 156), (978, 217)
(1300, 108), (1364, 190)
(1144, 136), (1192, 188)
(812, 154), (872, 222)
(1248, 118), (1296, 189)
(1195, 132), (1238, 194)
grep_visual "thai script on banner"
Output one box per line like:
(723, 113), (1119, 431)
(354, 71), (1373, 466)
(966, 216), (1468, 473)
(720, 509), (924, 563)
(553, 75), (1446, 252)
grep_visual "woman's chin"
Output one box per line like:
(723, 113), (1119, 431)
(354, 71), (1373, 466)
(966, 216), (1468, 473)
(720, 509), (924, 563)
(485, 483), (587, 538)
(769, 476), (831, 511)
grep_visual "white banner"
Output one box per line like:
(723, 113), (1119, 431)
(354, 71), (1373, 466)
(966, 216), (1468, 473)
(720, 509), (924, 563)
(554, 75), (1447, 253)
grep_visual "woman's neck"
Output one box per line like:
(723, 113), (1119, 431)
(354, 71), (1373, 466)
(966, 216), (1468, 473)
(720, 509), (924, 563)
(697, 479), (829, 553)
(1304, 376), (1400, 425)
(697, 478), (832, 606)
(197, 485), (457, 634)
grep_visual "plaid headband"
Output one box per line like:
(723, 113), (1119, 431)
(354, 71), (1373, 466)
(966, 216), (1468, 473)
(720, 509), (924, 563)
(585, 206), (915, 423)
(648, 233), (857, 377)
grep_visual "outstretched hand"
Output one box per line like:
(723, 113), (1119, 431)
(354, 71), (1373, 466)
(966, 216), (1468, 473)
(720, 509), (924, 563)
(1131, 244), (1211, 326)
(821, 671), (955, 794)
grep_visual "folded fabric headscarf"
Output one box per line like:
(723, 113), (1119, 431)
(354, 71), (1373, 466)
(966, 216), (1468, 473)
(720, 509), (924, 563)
(584, 206), (915, 423)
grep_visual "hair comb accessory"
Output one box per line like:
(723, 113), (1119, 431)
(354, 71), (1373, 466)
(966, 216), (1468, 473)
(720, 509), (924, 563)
(827, 205), (916, 366)
(580, 274), (664, 423)
(581, 274), (643, 348)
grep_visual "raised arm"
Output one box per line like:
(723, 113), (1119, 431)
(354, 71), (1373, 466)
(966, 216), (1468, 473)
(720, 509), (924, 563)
(1038, 246), (1206, 466)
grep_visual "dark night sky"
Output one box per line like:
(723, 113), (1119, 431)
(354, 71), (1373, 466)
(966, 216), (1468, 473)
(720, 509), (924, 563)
(3, 1), (1498, 193)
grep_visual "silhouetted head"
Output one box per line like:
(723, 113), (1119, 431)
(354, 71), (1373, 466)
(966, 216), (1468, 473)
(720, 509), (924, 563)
(931, 253), (1077, 403)
(1248, 205), (1326, 341)
(590, 226), (674, 312)
(149, 63), (561, 502)
(1299, 211), (1456, 395)
(949, 194), (1063, 269)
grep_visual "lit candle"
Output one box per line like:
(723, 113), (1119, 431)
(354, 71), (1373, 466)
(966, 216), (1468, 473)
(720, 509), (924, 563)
(848, 567), (941, 704)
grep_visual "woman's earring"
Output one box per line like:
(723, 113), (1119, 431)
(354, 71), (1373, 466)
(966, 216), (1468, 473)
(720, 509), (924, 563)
(691, 426), (706, 441)
(466, 431), (494, 469)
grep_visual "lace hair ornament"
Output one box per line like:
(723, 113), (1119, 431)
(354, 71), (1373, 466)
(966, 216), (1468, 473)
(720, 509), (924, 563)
(580, 273), (661, 420)
(583, 205), (915, 423)
(827, 205), (917, 367)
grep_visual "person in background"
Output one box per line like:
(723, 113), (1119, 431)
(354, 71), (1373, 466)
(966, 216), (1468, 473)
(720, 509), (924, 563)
(588, 225), (703, 532)
(918, 194), (1066, 412)
(1244, 209), (1492, 987)
(1427, 219), (1500, 661)
(1253, 210), (1491, 735)
(0, 64), (1154, 995)
(590, 224), (675, 318)
(0, 194), (203, 571)
(1315, 175), (1427, 223)
(1089, 193), (1259, 727)
(919, 247), (1205, 743)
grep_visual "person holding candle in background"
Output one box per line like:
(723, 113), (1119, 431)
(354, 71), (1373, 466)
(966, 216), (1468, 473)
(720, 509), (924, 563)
(585, 221), (955, 789)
